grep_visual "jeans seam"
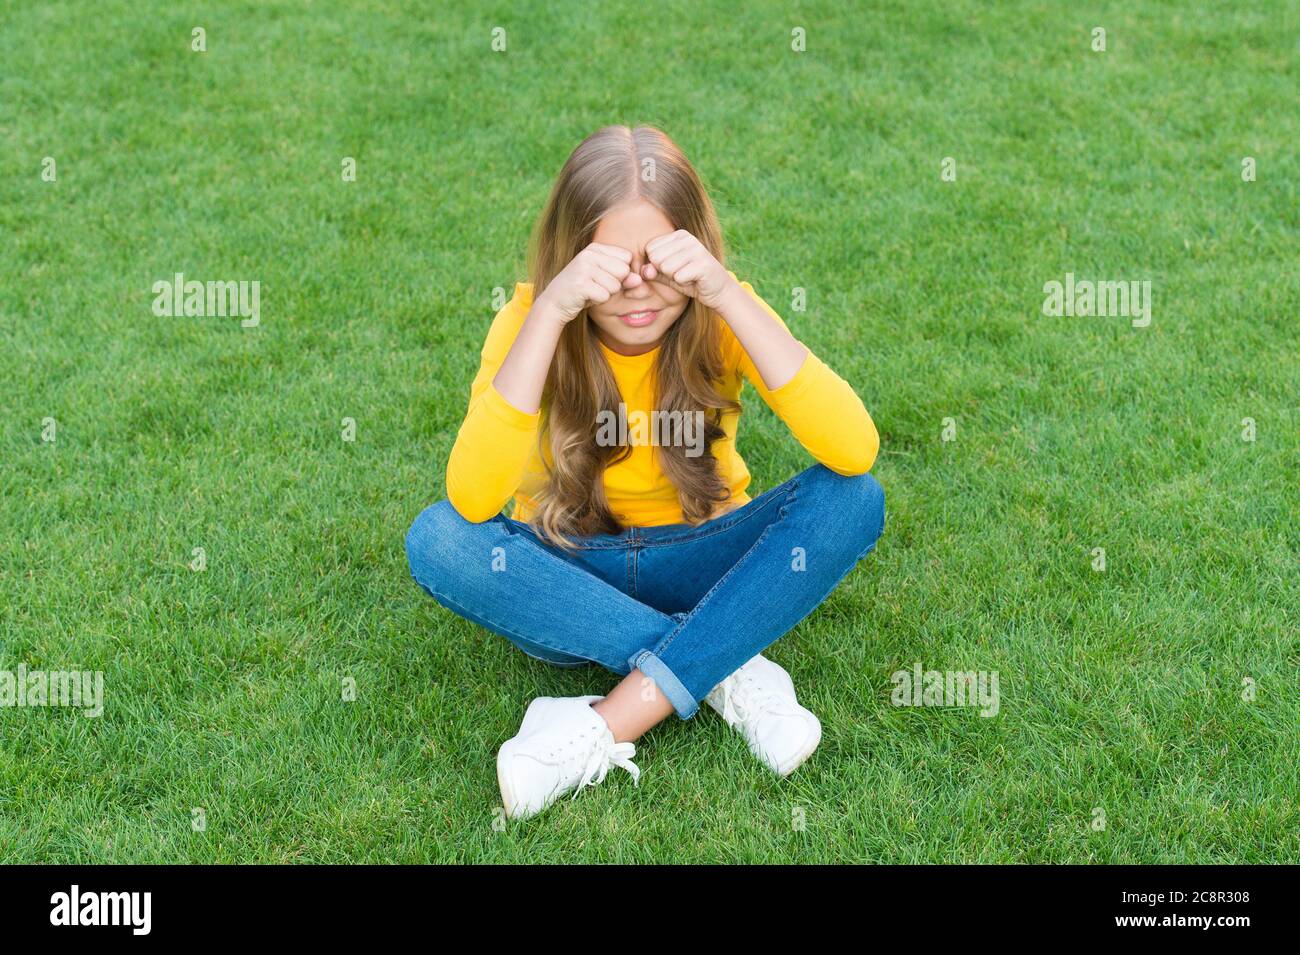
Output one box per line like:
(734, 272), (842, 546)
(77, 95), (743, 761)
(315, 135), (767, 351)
(781, 537), (881, 642)
(419, 582), (604, 670)
(652, 474), (804, 659)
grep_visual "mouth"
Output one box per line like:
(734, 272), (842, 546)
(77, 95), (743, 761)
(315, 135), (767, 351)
(618, 308), (659, 328)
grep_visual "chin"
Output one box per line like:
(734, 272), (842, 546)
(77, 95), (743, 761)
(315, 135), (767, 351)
(605, 330), (659, 352)
(627, 322), (666, 341)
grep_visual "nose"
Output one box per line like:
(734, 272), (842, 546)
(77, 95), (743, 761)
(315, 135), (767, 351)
(622, 251), (650, 292)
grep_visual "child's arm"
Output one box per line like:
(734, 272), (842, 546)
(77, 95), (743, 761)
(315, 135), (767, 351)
(444, 295), (543, 522)
(445, 245), (634, 521)
(643, 231), (879, 475)
(643, 229), (806, 391)
(723, 282), (880, 476)
(492, 243), (633, 412)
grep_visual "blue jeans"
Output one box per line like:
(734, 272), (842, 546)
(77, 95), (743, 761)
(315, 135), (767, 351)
(405, 464), (885, 719)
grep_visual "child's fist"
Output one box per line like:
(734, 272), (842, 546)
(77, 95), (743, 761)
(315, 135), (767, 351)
(641, 230), (735, 310)
(537, 243), (634, 322)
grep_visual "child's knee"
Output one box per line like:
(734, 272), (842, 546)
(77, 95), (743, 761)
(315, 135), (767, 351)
(405, 500), (478, 590)
(801, 466), (885, 554)
(849, 472), (885, 544)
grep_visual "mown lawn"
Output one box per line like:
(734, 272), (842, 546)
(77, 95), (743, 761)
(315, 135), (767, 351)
(0, 0), (1295, 863)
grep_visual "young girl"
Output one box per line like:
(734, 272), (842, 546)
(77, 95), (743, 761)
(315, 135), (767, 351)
(406, 125), (884, 820)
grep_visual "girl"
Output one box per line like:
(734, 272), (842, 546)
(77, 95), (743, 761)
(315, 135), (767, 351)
(406, 125), (884, 820)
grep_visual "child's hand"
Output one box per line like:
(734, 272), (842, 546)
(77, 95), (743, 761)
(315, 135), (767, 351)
(641, 230), (737, 310)
(536, 243), (635, 323)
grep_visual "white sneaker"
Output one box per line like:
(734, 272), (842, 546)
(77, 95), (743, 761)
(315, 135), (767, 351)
(496, 695), (641, 820)
(705, 655), (822, 776)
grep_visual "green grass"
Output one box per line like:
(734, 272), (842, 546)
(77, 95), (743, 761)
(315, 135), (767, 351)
(1, 0), (1296, 863)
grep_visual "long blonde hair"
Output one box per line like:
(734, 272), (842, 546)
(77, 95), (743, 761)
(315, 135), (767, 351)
(528, 125), (737, 545)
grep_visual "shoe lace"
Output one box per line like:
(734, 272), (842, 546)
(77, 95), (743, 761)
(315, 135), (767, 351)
(577, 737), (640, 795)
(546, 730), (641, 798)
(716, 671), (800, 728)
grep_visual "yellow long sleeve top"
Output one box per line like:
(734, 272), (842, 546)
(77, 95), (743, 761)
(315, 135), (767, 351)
(446, 280), (879, 526)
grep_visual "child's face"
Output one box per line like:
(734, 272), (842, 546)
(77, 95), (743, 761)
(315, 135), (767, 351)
(587, 199), (690, 355)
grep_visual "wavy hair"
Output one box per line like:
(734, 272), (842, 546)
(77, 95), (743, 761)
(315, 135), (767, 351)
(528, 125), (736, 545)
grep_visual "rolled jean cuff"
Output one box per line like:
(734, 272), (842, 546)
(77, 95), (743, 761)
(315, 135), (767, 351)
(629, 649), (698, 719)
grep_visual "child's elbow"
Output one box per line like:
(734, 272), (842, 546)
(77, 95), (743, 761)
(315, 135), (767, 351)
(831, 419), (880, 476)
(446, 483), (504, 524)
